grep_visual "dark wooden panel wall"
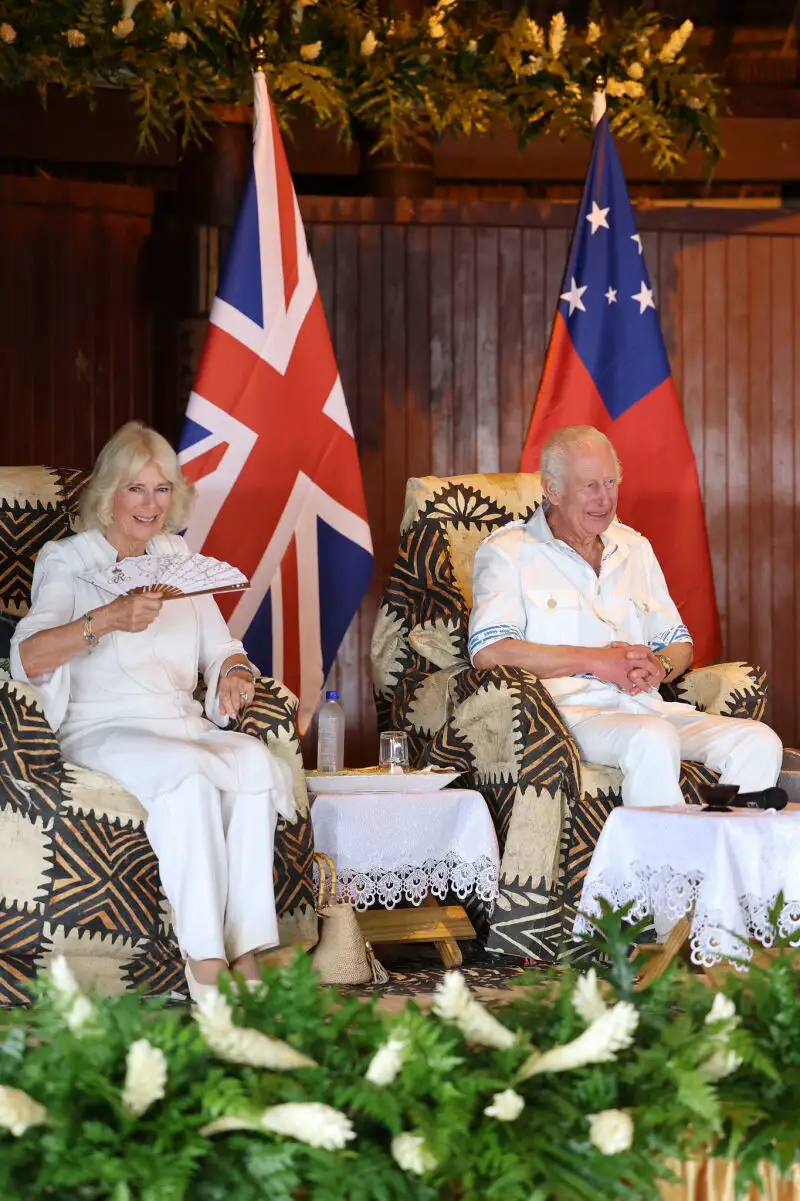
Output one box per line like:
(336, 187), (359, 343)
(1, 177), (799, 757)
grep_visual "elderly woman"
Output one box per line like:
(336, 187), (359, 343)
(10, 421), (295, 1001)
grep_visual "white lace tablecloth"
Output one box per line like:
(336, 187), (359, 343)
(310, 788), (500, 910)
(574, 804), (800, 970)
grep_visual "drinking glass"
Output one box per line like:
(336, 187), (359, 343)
(379, 730), (409, 774)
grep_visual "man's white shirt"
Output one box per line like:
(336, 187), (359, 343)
(467, 504), (691, 716)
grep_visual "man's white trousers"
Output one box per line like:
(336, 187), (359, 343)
(562, 699), (783, 808)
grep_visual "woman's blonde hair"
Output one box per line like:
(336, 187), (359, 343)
(78, 421), (195, 533)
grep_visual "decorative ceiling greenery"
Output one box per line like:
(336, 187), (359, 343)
(0, 0), (725, 172)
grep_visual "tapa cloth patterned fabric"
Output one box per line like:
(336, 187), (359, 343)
(371, 471), (770, 962)
(0, 466), (316, 1006)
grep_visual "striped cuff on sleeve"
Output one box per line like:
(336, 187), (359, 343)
(649, 624), (692, 652)
(468, 624), (524, 663)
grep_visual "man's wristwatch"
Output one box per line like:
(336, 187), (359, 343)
(655, 651), (674, 679)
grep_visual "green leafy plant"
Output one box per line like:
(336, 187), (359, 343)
(0, 0), (724, 171)
(3, 905), (798, 1200)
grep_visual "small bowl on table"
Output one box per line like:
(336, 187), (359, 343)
(698, 784), (739, 813)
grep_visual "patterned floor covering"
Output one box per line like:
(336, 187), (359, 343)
(334, 951), (550, 998)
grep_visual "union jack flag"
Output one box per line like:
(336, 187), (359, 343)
(178, 71), (373, 731)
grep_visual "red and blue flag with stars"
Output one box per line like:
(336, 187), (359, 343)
(177, 72), (373, 731)
(520, 102), (721, 666)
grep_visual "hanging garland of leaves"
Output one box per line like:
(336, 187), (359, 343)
(0, 0), (725, 171)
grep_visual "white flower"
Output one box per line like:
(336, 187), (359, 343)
(586, 21), (601, 46)
(518, 1001), (639, 1080)
(484, 1089), (525, 1122)
(166, 30), (188, 49)
(0, 1087), (48, 1137)
(48, 956), (96, 1036)
(261, 1102), (355, 1150)
(49, 955), (80, 1000)
(428, 18), (446, 40)
(64, 994), (96, 1035)
(706, 993), (736, 1026)
(112, 18), (135, 38)
(658, 19), (693, 64)
(606, 78), (626, 98)
(548, 12), (566, 60)
(391, 1131), (438, 1175)
(360, 30), (378, 57)
(519, 57), (542, 77)
(701, 992), (741, 1079)
(526, 20), (544, 50)
(624, 81), (644, 99)
(300, 40), (321, 60)
(365, 1035), (408, 1086)
(589, 1109), (634, 1155)
(122, 1039), (167, 1117)
(436, 0), (458, 10)
(433, 972), (516, 1050)
(466, 39), (477, 53)
(194, 990), (316, 1071)
(702, 1047), (743, 1081)
(0, 22), (17, 44)
(627, 61), (644, 80)
(572, 969), (608, 1024)
(123, 0), (144, 17)
(66, 29), (87, 49)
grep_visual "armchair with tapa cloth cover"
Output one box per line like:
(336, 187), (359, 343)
(371, 473), (769, 962)
(0, 467), (316, 1006)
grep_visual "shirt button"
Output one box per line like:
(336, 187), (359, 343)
(547, 598), (557, 609)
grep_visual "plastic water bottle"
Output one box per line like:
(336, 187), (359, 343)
(317, 690), (345, 772)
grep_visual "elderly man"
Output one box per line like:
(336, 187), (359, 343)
(468, 424), (782, 807)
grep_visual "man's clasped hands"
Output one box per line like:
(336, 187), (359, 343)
(591, 642), (667, 695)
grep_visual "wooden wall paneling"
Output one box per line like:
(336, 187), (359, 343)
(520, 228), (547, 467)
(794, 237), (800, 745)
(497, 228), (524, 474)
(453, 226), (477, 475)
(356, 223), (384, 761)
(768, 235), (796, 744)
(543, 229), (568, 361)
(429, 227), (454, 478)
(28, 203), (51, 464)
(476, 228), (500, 473)
(725, 235), (753, 668)
(701, 235), (731, 654)
(747, 236), (774, 688)
(677, 234), (707, 492)
(382, 225), (408, 568)
(405, 226), (432, 482)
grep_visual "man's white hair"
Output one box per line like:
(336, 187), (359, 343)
(540, 425), (621, 493)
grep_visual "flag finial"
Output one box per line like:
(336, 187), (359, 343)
(591, 73), (607, 125)
(251, 36), (268, 72)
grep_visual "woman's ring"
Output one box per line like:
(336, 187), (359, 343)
(240, 692), (248, 702)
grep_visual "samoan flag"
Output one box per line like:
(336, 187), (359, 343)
(520, 99), (721, 665)
(177, 72), (373, 731)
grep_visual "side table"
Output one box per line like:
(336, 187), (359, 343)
(574, 803), (800, 981)
(310, 788), (500, 967)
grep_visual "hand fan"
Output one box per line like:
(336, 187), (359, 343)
(79, 553), (249, 600)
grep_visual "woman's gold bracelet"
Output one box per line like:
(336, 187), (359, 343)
(82, 611), (99, 652)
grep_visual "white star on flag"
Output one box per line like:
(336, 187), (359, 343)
(631, 234), (643, 255)
(605, 287), (617, 304)
(586, 201), (610, 235)
(632, 281), (655, 314)
(560, 276), (587, 316)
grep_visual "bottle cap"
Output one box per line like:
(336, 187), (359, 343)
(325, 690), (340, 701)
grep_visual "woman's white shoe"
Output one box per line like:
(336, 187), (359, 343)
(184, 961), (221, 1004)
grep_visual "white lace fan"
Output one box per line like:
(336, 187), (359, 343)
(80, 553), (249, 600)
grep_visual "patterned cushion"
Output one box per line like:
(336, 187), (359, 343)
(0, 468), (87, 620)
(372, 472), (770, 962)
(0, 467), (316, 1004)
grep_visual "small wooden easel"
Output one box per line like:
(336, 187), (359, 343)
(356, 896), (476, 968)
